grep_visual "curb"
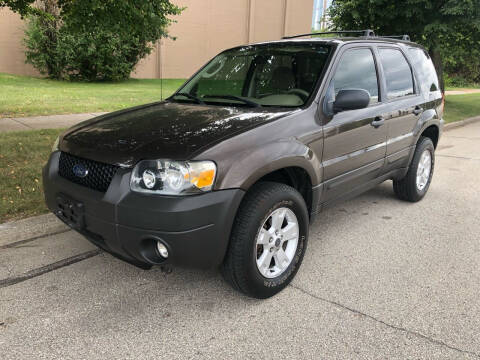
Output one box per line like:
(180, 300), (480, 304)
(444, 116), (480, 131)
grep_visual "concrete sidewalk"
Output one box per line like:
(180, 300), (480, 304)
(445, 88), (480, 95)
(0, 112), (107, 132)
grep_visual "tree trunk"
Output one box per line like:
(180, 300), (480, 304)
(430, 47), (444, 93)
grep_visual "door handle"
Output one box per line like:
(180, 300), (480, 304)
(371, 116), (385, 128)
(413, 106), (423, 116)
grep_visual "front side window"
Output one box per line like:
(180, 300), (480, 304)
(408, 48), (439, 93)
(379, 48), (415, 99)
(174, 44), (331, 108)
(330, 48), (379, 104)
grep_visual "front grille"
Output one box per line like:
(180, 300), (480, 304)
(58, 152), (119, 192)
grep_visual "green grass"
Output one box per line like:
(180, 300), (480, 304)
(444, 93), (480, 123)
(0, 73), (186, 117)
(0, 129), (63, 223)
(1, 72), (480, 123)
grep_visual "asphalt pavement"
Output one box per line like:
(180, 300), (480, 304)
(1, 121), (479, 359)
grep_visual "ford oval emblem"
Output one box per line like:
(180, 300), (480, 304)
(73, 164), (88, 178)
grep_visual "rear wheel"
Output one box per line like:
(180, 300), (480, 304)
(393, 136), (435, 202)
(222, 182), (309, 298)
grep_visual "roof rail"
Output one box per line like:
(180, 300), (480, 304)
(282, 29), (375, 40)
(282, 30), (411, 42)
(377, 34), (411, 41)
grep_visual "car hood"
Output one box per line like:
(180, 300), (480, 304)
(60, 101), (296, 167)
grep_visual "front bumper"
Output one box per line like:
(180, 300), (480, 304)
(43, 152), (245, 269)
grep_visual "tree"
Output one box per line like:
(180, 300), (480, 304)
(328, 0), (480, 89)
(0, 0), (36, 17)
(23, 0), (183, 81)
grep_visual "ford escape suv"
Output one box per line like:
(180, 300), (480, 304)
(43, 30), (443, 298)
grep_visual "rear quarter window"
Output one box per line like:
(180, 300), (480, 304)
(408, 48), (440, 93)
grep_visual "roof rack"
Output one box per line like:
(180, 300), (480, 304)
(377, 35), (411, 41)
(282, 29), (375, 39)
(282, 29), (411, 42)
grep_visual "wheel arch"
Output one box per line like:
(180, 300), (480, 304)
(249, 166), (315, 215)
(420, 124), (440, 149)
(413, 109), (441, 149)
(214, 140), (322, 217)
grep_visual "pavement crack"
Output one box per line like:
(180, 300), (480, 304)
(11, 118), (34, 129)
(0, 229), (72, 250)
(0, 249), (101, 289)
(290, 284), (480, 358)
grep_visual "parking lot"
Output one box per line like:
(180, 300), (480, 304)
(1, 121), (479, 359)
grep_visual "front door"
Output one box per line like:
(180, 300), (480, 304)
(320, 47), (387, 203)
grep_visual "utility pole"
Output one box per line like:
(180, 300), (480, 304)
(321, 0), (327, 30)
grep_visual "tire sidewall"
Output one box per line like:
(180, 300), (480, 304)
(244, 189), (308, 297)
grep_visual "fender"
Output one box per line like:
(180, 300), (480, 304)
(406, 108), (442, 168)
(412, 109), (441, 145)
(214, 139), (322, 191)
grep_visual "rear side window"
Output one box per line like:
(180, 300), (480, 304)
(408, 48), (439, 93)
(378, 48), (414, 99)
(331, 48), (379, 104)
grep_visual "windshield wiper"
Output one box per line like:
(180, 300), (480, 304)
(202, 95), (261, 108)
(171, 92), (205, 105)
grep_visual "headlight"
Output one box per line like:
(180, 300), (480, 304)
(130, 160), (216, 195)
(52, 136), (60, 152)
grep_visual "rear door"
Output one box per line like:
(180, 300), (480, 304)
(320, 46), (387, 203)
(376, 46), (421, 172)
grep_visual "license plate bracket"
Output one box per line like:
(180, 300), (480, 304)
(55, 193), (85, 230)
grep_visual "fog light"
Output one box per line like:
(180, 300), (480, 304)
(156, 241), (169, 258)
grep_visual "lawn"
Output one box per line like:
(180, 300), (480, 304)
(1, 73), (480, 123)
(0, 73), (186, 117)
(0, 129), (63, 222)
(444, 93), (480, 123)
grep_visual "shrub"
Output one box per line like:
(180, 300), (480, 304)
(24, 12), (62, 79)
(23, 0), (183, 81)
(444, 74), (479, 89)
(440, 30), (480, 85)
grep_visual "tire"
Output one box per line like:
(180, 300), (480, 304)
(393, 136), (435, 202)
(222, 182), (309, 298)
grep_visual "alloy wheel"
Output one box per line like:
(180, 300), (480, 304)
(416, 149), (432, 191)
(255, 207), (299, 279)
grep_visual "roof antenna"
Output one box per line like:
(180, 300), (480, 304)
(158, 39), (163, 101)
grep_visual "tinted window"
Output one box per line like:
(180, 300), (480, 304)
(331, 48), (379, 104)
(178, 44), (331, 107)
(408, 48), (439, 93)
(379, 48), (414, 99)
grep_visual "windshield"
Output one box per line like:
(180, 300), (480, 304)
(172, 43), (331, 108)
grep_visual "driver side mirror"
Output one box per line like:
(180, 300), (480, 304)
(333, 89), (370, 114)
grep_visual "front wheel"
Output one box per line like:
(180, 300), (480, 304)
(222, 182), (309, 298)
(393, 136), (435, 202)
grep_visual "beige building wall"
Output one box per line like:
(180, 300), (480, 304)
(0, 0), (313, 79)
(134, 0), (314, 79)
(0, 8), (39, 76)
